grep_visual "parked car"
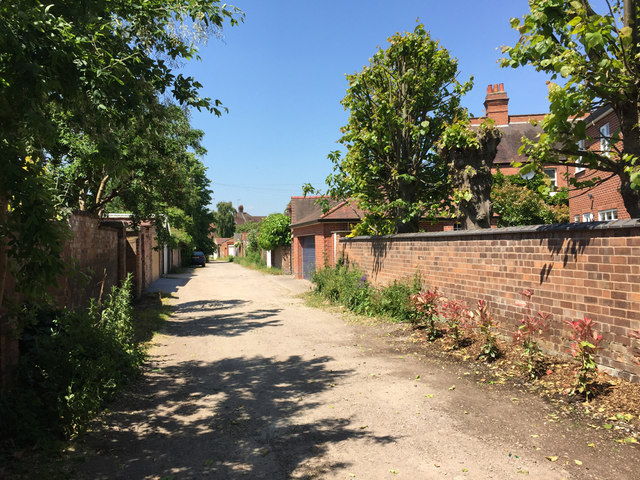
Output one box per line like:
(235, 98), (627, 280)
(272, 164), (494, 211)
(191, 250), (206, 267)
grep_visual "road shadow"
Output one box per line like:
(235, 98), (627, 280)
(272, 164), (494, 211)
(165, 299), (282, 338)
(74, 356), (395, 479)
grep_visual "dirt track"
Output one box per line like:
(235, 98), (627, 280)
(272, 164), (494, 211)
(73, 262), (638, 479)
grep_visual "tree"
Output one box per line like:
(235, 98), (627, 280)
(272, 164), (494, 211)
(492, 170), (570, 226)
(439, 120), (502, 229)
(257, 214), (291, 251)
(501, 0), (640, 217)
(213, 202), (236, 238)
(325, 24), (472, 233)
(0, 1), (242, 315)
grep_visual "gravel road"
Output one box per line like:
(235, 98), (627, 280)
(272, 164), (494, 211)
(73, 261), (637, 479)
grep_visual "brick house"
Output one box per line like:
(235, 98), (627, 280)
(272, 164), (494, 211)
(568, 106), (631, 222)
(470, 83), (570, 191)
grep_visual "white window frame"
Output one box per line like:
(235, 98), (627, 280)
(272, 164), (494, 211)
(600, 123), (610, 156)
(575, 139), (585, 174)
(598, 209), (618, 221)
(574, 214), (580, 223)
(544, 168), (557, 187)
(582, 212), (594, 222)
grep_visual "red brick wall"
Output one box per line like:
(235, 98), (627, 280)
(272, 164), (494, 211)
(569, 110), (630, 221)
(56, 213), (125, 310)
(340, 221), (640, 382)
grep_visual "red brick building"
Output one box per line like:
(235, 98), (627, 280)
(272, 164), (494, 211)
(470, 83), (570, 191)
(289, 196), (364, 279)
(568, 106), (631, 222)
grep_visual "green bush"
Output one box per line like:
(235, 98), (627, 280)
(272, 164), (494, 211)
(371, 276), (421, 322)
(0, 275), (143, 443)
(312, 264), (419, 321)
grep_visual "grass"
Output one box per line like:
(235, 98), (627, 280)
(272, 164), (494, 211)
(133, 291), (173, 344)
(233, 254), (284, 275)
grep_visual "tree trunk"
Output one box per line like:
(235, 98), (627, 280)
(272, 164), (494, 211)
(619, 170), (640, 218)
(445, 125), (502, 230)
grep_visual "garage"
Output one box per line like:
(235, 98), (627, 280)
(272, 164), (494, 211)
(300, 236), (316, 280)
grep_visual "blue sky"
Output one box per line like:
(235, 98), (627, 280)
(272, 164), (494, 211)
(180, 0), (553, 216)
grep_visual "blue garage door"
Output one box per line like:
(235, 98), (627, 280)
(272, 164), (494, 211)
(301, 236), (316, 280)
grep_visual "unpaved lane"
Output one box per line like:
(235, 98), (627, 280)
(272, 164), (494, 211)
(74, 262), (633, 479)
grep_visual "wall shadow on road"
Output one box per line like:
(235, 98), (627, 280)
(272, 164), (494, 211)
(164, 299), (282, 338)
(75, 355), (395, 478)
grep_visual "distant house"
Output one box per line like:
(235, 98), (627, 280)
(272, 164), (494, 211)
(214, 237), (236, 258)
(234, 205), (265, 227)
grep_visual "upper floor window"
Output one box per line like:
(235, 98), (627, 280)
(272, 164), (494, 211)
(575, 139), (585, 174)
(598, 209), (618, 221)
(582, 212), (594, 222)
(544, 168), (557, 187)
(600, 123), (610, 156)
(574, 214), (580, 223)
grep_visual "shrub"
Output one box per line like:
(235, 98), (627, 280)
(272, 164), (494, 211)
(475, 299), (500, 361)
(513, 289), (550, 380)
(371, 276), (421, 322)
(0, 276), (143, 443)
(441, 299), (472, 349)
(565, 316), (603, 401)
(409, 287), (442, 340)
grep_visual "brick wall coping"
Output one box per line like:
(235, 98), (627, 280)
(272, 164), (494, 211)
(341, 219), (640, 242)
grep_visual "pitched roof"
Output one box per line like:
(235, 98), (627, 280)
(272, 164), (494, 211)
(290, 197), (364, 228)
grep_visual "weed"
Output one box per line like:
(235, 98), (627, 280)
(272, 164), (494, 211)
(441, 299), (472, 349)
(410, 287), (442, 340)
(475, 299), (500, 361)
(565, 316), (603, 401)
(513, 289), (549, 380)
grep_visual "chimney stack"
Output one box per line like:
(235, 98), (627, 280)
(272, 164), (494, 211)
(238, 205), (244, 213)
(484, 83), (509, 125)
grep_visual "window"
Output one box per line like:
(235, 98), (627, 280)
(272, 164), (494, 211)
(575, 139), (585, 174)
(582, 212), (594, 222)
(600, 123), (610, 156)
(574, 215), (580, 223)
(544, 168), (557, 187)
(598, 209), (618, 221)
(453, 223), (463, 231)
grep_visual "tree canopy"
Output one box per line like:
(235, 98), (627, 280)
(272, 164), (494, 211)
(257, 213), (291, 251)
(213, 202), (237, 238)
(0, 0), (242, 310)
(324, 24), (472, 234)
(501, 0), (640, 217)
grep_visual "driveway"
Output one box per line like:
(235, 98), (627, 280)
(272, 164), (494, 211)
(74, 262), (637, 479)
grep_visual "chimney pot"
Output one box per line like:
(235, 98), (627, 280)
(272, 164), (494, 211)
(499, 83), (504, 92)
(493, 83), (499, 92)
(486, 85), (492, 94)
(238, 205), (244, 213)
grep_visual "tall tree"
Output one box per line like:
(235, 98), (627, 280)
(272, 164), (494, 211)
(501, 0), (640, 217)
(0, 1), (242, 313)
(213, 202), (237, 238)
(325, 24), (471, 233)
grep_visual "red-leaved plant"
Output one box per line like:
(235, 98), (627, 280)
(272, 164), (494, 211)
(410, 287), (441, 340)
(565, 316), (603, 401)
(513, 289), (550, 380)
(475, 299), (500, 361)
(441, 299), (472, 349)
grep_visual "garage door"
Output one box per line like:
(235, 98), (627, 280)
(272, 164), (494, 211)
(301, 236), (316, 280)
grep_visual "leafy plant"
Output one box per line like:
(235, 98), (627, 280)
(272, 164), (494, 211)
(410, 287), (442, 340)
(513, 289), (550, 380)
(441, 299), (472, 349)
(475, 299), (500, 361)
(565, 316), (604, 401)
(0, 275), (143, 443)
(371, 275), (421, 323)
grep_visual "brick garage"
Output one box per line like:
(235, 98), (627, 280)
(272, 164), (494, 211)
(340, 220), (640, 381)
